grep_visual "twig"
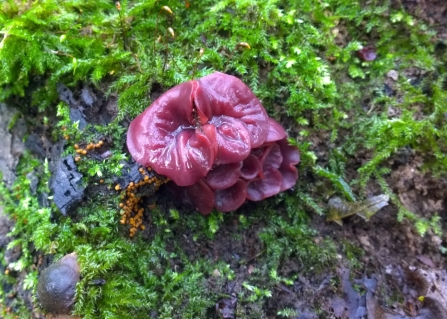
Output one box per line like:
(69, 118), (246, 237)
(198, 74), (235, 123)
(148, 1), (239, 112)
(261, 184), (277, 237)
(116, 2), (127, 50)
(239, 250), (265, 265)
(162, 28), (169, 75)
(133, 53), (142, 73)
(105, 33), (116, 49)
(153, 13), (160, 54)
(153, 5), (173, 55)
(46, 49), (74, 59)
(191, 48), (204, 79)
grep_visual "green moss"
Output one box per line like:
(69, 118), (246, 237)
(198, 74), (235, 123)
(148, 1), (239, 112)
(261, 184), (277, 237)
(341, 240), (365, 270)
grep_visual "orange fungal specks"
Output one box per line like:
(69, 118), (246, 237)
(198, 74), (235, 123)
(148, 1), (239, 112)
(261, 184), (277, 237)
(116, 167), (169, 237)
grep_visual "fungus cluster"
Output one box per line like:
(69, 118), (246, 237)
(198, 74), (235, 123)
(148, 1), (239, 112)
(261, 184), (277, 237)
(73, 139), (104, 162)
(127, 72), (300, 215)
(116, 166), (168, 237)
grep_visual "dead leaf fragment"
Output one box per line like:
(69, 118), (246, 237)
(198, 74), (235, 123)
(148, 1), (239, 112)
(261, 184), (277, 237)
(387, 70), (399, 81)
(356, 195), (390, 221)
(327, 195), (389, 225)
(216, 296), (237, 319)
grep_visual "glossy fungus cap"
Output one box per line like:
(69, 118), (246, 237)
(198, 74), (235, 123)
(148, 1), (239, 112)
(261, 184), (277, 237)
(127, 72), (300, 214)
(127, 72), (269, 186)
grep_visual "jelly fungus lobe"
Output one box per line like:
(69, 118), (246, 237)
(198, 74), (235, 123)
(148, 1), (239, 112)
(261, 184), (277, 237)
(127, 72), (300, 214)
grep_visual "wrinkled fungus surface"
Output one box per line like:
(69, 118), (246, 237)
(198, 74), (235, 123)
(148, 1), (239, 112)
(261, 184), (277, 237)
(127, 72), (300, 214)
